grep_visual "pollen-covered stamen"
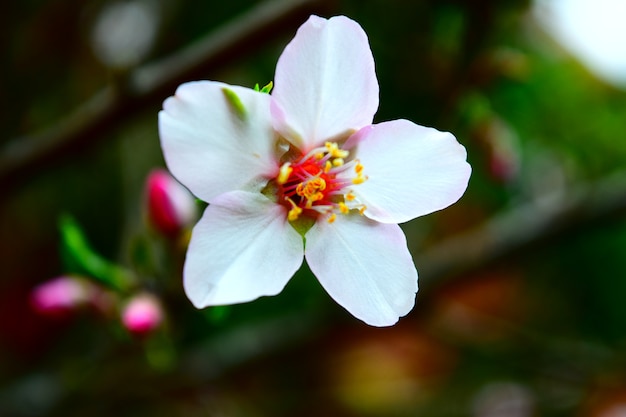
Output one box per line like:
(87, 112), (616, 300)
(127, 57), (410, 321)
(285, 197), (302, 221)
(275, 142), (368, 223)
(277, 163), (293, 185)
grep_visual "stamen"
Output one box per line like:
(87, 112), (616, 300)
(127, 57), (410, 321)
(325, 142), (349, 159)
(275, 141), (367, 224)
(277, 163), (292, 185)
(285, 197), (303, 221)
(332, 158), (344, 167)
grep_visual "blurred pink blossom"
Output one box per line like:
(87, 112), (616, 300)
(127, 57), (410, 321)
(145, 169), (197, 237)
(121, 293), (163, 335)
(30, 276), (96, 316)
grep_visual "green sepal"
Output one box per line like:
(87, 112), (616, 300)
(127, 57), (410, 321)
(289, 216), (315, 238)
(59, 214), (134, 292)
(221, 87), (247, 120)
(260, 180), (279, 203)
(195, 198), (208, 210)
(253, 83), (260, 92)
(260, 81), (273, 94)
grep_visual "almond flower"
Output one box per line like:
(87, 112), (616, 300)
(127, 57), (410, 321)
(159, 15), (471, 326)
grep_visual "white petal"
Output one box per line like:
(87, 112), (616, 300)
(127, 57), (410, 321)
(184, 191), (304, 307)
(305, 214), (417, 326)
(159, 81), (278, 203)
(348, 120), (471, 224)
(271, 15), (379, 150)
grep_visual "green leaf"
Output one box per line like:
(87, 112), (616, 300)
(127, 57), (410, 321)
(59, 214), (134, 292)
(221, 87), (247, 120)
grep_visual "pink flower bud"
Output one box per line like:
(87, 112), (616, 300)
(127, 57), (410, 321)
(30, 276), (95, 316)
(121, 293), (163, 336)
(145, 169), (197, 237)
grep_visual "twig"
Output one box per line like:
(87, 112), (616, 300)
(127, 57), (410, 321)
(417, 170), (626, 291)
(0, 0), (333, 194)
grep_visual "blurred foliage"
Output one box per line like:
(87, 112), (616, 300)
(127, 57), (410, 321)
(2, 0), (626, 416)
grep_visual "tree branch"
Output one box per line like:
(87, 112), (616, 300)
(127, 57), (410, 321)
(418, 171), (626, 292)
(0, 0), (334, 194)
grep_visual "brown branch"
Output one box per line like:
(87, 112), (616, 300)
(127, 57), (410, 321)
(417, 171), (626, 292)
(0, 0), (334, 194)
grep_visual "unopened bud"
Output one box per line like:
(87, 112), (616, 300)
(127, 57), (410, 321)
(121, 293), (164, 336)
(30, 276), (95, 317)
(145, 169), (197, 238)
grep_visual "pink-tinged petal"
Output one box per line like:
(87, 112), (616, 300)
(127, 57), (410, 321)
(272, 15), (379, 150)
(159, 81), (278, 203)
(305, 215), (418, 326)
(349, 120), (471, 224)
(184, 191), (304, 307)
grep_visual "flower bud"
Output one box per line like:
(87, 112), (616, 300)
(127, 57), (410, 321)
(121, 293), (164, 336)
(30, 276), (95, 317)
(145, 169), (197, 238)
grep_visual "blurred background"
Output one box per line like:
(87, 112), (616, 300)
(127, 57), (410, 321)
(3, 0), (626, 415)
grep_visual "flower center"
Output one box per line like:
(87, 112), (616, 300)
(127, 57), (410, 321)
(276, 142), (367, 223)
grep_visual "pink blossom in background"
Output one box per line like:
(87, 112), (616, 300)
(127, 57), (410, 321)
(31, 276), (95, 316)
(145, 168), (197, 237)
(158, 15), (471, 326)
(121, 293), (164, 335)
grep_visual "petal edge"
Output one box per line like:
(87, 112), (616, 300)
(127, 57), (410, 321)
(305, 215), (418, 326)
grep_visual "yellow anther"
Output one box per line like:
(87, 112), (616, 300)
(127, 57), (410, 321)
(285, 197), (302, 221)
(288, 207), (302, 221)
(339, 202), (350, 214)
(298, 178), (326, 198)
(345, 192), (356, 201)
(277, 163), (292, 185)
(355, 162), (364, 174)
(311, 191), (325, 201)
(325, 142), (349, 159)
(304, 192), (325, 208)
(352, 176), (366, 185)
(334, 149), (349, 158)
(313, 178), (326, 190)
(332, 158), (344, 167)
(327, 213), (337, 223)
(324, 161), (332, 173)
(359, 205), (367, 215)
(315, 152), (325, 160)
